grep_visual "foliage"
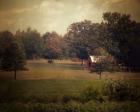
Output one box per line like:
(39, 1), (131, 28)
(80, 86), (104, 102)
(0, 79), (139, 111)
(43, 31), (62, 60)
(90, 57), (114, 79)
(91, 61), (106, 72)
(0, 12), (140, 71)
(0, 31), (14, 57)
(64, 20), (102, 60)
(0, 31), (15, 68)
(1, 41), (26, 69)
(103, 80), (140, 101)
(103, 12), (140, 71)
(0, 31), (26, 79)
(16, 28), (43, 59)
(0, 101), (140, 112)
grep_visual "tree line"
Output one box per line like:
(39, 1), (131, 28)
(0, 12), (140, 78)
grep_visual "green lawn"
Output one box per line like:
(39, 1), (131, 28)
(0, 79), (140, 103)
(0, 60), (140, 112)
(0, 59), (140, 100)
(0, 59), (140, 80)
(0, 79), (104, 102)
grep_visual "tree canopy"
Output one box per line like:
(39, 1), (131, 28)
(64, 20), (103, 60)
(16, 28), (43, 59)
(0, 31), (26, 79)
(43, 31), (62, 60)
(0, 12), (140, 71)
(103, 12), (140, 70)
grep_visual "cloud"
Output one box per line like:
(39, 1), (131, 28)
(91, 0), (140, 21)
(106, 0), (140, 21)
(0, 0), (139, 35)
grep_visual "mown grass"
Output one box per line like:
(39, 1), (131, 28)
(0, 59), (140, 80)
(0, 79), (105, 103)
(0, 60), (140, 112)
(0, 79), (140, 112)
(0, 79), (139, 103)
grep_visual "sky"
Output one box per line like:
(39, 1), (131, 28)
(0, 0), (140, 35)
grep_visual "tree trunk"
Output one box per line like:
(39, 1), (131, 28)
(99, 72), (101, 79)
(14, 61), (17, 80)
(81, 59), (84, 66)
(14, 69), (16, 80)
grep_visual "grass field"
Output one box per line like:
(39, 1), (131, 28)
(0, 59), (140, 80)
(0, 60), (140, 112)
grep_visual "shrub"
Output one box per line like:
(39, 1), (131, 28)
(103, 80), (140, 101)
(99, 102), (140, 112)
(62, 87), (105, 103)
(1, 101), (140, 112)
(29, 102), (81, 112)
(62, 95), (80, 103)
(0, 103), (29, 112)
(80, 86), (104, 102)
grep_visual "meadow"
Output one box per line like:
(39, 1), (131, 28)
(0, 59), (140, 80)
(0, 60), (140, 112)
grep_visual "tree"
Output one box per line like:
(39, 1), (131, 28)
(103, 12), (140, 71)
(0, 31), (26, 79)
(43, 31), (62, 62)
(16, 28), (43, 59)
(64, 20), (101, 64)
(0, 31), (14, 59)
(91, 58), (109, 79)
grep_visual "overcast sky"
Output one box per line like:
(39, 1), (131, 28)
(0, 0), (140, 35)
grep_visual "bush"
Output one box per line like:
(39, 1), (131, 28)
(0, 101), (140, 112)
(80, 86), (104, 102)
(29, 102), (81, 112)
(103, 80), (140, 101)
(99, 102), (140, 112)
(0, 103), (29, 112)
(62, 86), (104, 103)
(62, 95), (80, 103)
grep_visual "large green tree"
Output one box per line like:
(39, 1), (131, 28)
(43, 31), (62, 62)
(64, 20), (103, 64)
(16, 28), (43, 59)
(0, 31), (26, 79)
(103, 12), (140, 70)
(0, 31), (14, 60)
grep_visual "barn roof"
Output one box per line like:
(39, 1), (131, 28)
(89, 55), (106, 63)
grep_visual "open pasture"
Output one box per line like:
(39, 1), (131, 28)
(0, 60), (140, 112)
(0, 59), (140, 80)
